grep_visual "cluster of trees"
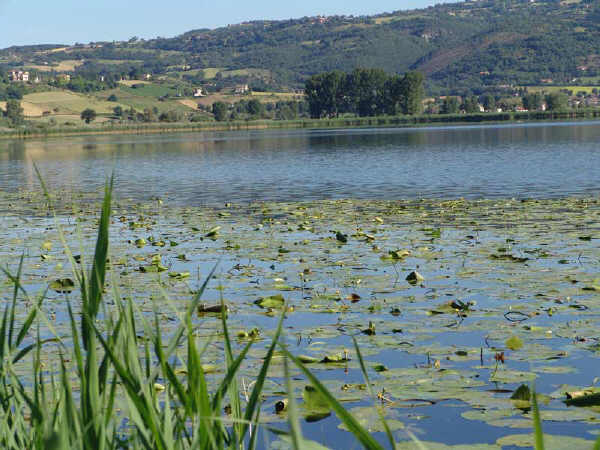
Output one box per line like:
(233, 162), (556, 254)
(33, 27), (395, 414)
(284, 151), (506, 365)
(111, 106), (186, 123)
(2, 100), (24, 126)
(304, 69), (424, 118)
(77, 106), (203, 125)
(0, 84), (26, 101)
(433, 91), (572, 115)
(211, 99), (309, 122)
(212, 99), (268, 121)
(522, 92), (569, 111)
(439, 95), (496, 114)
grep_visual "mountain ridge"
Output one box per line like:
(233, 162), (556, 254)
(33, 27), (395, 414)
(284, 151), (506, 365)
(2, 0), (600, 94)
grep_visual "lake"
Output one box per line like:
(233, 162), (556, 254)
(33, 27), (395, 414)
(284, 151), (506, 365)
(2, 121), (600, 449)
(2, 120), (600, 203)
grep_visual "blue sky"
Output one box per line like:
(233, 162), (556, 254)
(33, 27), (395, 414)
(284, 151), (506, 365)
(0, 0), (454, 48)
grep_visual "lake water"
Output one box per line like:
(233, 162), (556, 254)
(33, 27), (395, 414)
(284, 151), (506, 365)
(3, 121), (600, 448)
(2, 120), (600, 203)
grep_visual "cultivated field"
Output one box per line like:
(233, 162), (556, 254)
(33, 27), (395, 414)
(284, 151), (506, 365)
(24, 59), (83, 72)
(103, 87), (195, 113)
(3, 91), (128, 117)
(526, 85), (599, 95)
(117, 79), (152, 86)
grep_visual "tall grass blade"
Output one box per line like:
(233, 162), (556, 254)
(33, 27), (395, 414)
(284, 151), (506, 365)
(281, 346), (384, 450)
(284, 355), (302, 450)
(239, 307), (286, 443)
(352, 337), (396, 450)
(531, 388), (545, 450)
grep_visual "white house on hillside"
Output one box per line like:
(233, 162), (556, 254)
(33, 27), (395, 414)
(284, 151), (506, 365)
(8, 70), (29, 82)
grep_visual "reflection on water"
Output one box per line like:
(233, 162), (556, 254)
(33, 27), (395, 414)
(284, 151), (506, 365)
(1, 121), (600, 204)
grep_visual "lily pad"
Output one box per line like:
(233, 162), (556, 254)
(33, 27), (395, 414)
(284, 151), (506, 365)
(254, 294), (285, 309)
(50, 278), (75, 293)
(505, 335), (524, 351)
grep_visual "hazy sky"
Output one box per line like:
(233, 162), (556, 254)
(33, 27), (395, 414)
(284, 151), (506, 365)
(0, 0), (455, 48)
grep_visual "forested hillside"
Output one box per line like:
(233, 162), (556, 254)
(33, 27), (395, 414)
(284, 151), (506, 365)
(2, 0), (600, 94)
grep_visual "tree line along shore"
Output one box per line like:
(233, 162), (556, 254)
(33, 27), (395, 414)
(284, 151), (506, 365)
(2, 67), (600, 137)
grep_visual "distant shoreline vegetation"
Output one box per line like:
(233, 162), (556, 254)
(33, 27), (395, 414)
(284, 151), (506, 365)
(2, 109), (600, 140)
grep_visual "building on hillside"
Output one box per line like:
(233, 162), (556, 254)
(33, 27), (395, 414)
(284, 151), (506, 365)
(144, 73), (152, 80)
(193, 88), (206, 97)
(234, 84), (249, 95)
(56, 74), (71, 82)
(8, 70), (29, 82)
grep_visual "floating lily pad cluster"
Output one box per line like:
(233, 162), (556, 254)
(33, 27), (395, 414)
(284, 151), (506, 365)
(2, 191), (600, 447)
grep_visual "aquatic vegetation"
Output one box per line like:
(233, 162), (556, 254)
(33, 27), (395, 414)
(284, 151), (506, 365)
(2, 185), (600, 447)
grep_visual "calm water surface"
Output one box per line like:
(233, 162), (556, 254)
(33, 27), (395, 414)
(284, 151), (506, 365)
(3, 123), (600, 447)
(1, 120), (600, 203)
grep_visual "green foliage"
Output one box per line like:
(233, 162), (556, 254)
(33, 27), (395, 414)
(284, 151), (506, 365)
(247, 99), (264, 117)
(305, 71), (345, 118)
(482, 94), (496, 111)
(305, 68), (425, 118)
(463, 95), (480, 113)
(212, 101), (229, 121)
(523, 92), (544, 111)
(4, 99), (24, 126)
(158, 110), (181, 122)
(80, 108), (97, 124)
(441, 96), (460, 114)
(398, 71), (425, 115)
(0, 84), (25, 101)
(345, 68), (388, 117)
(545, 92), (569, 111)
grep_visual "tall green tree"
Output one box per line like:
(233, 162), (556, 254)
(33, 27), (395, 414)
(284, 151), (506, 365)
(441, 97), (460, 114)
(462, 96), (480, 113)
(305, 71), (345, 118)
(482, 94), (496, 111)
(545, 92), (568, 111)
(80, 108), (97, 124)
(345, 68), (387, 117)
(398, 71), (424, 115)
(247, 99), (264, 117)
(212, 101), (229, 121)
(4, 99), (24, 126)
(522, 92), (544, 111)
(382, 74), (404, 115)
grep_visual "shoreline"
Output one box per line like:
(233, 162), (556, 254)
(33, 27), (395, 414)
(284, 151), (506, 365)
(1, 109), (600, 140)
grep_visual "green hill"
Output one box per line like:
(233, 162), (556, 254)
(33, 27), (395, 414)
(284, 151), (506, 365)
(2, 0), (600, 94)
